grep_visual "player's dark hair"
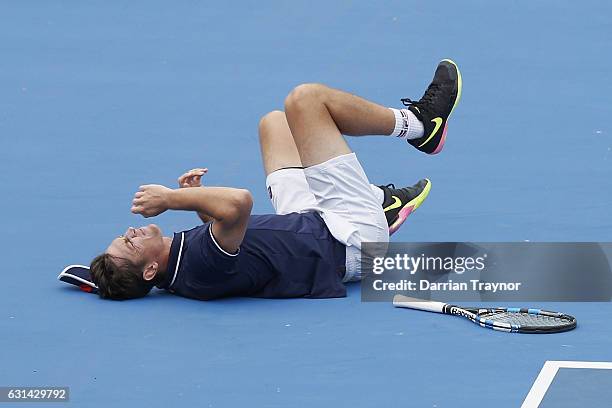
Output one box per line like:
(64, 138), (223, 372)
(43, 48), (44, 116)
(90, 253), (154, 300)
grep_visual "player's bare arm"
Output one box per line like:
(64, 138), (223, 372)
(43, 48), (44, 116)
(132, 184), (253, 253)
(177, 168), (214, 223)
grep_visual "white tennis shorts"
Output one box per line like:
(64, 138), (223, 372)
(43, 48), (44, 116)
(265, 153), (389, 282)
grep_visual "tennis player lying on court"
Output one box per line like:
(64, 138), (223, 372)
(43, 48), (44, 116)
(90, 59), (462, 300)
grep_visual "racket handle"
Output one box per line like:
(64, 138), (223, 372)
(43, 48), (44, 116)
(393, 295), (447, 314)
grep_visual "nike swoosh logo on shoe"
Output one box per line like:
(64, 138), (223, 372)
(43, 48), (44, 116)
(384, 196), (403, 212)
(418, 117), (443, 148)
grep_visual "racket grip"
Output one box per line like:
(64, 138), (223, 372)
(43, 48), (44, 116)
(393, 294), (446, 313)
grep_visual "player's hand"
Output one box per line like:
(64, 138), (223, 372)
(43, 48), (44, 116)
(131, 184), (172, 218)
(178, 168), (208, 188)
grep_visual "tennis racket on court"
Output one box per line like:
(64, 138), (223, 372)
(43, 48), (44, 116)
(393, 294), (576, 334)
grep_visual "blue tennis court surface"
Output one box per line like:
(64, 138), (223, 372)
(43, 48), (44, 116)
(1, 1), (611, 407)
(540, 368), (612, 408)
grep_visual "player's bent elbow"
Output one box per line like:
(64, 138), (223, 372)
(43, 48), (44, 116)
(236, 189), (253, 215)
(223, 189), (253, 223)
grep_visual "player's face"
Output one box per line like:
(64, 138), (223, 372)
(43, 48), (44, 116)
(106, 224), (165, 266)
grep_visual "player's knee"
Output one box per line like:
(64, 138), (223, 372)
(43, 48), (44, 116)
(258, 110), (284, 133)
(284, 83), (325, 112)
(258, 110), (285, 142)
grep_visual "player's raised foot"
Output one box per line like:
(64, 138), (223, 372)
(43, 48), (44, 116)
(380, 179), (431, 236)
(401, 59), (462, 154)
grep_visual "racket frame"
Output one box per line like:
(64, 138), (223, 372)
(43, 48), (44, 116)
(393, 295), (577, 334)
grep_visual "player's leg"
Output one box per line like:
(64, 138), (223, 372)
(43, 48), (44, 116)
(258, 110), (319, 215)
(284, 83), (395, 167)
(260, 109), (382, 184)
(282, 90), (390, 280)
(284, 60), (462, 165)
(259, 111), (433, 235)
(283, 61), (462, 280)
(259, 110), (303, 175)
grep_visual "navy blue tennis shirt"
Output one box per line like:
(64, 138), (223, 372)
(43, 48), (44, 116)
(156, 212), (347, 300)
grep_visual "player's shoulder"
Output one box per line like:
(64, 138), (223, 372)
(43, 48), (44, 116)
(176, 223), (211, 239)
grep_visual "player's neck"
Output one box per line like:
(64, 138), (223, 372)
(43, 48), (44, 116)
(156, 236), (173, 279)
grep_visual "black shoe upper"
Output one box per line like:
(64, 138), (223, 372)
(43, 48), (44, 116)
(379, 179), (429, 226)
(401, 60), (460, 153)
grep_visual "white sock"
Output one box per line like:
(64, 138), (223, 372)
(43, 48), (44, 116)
(370, 184), (384, 204)
(388, 108), (424, 140)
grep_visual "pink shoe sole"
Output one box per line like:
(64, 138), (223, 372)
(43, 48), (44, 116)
(389, 205), (415, 236)
(430, 124), (448, 155)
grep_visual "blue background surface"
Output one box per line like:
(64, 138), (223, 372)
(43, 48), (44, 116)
(1, 1), (611, 406)
(541, 368), (612, 407)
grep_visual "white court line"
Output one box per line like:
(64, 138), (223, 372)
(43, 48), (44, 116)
(521, 360), (612, 408)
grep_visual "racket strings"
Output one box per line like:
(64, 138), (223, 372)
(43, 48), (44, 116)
(484, 312), (569, 327)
